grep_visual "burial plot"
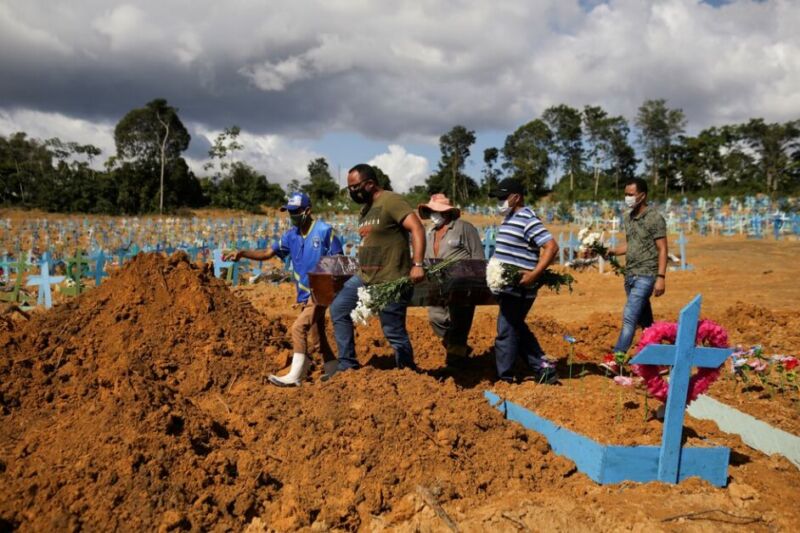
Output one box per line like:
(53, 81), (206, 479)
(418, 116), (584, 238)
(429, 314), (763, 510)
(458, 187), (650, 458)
(487, 295), (732, 487)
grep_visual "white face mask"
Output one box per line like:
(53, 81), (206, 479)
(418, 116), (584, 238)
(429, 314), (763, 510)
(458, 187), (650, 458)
(430, 212), (446, 228)
(624, 194), (639, 208)
(497, 199), (512, 216)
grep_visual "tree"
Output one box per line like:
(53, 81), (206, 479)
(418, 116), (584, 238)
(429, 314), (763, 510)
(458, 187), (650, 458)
(542, 104), (583, 194)
(502, 119), (552, 196)
(606, 117), (637, 193)
(114, 98), (191, 213)
(203, 126), (244, 181)
(301, 157), (339, 203)
(738, 119), (800, 193)
(481, 147), (501, 198)
(435, 125), (477, 205)
(673, 128), (725, 193)
(635, 99), (686, 196)
(205, 162), (284, 212)
(582, 105), (612, 198)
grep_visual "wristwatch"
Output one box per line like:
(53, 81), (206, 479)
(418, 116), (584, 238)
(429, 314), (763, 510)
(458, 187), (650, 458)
(412, 262), (424, 267)
(657, 274), (666, 279)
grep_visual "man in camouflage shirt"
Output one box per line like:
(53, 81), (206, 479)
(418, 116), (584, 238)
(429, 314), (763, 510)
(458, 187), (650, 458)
(606, 177), (668, 356)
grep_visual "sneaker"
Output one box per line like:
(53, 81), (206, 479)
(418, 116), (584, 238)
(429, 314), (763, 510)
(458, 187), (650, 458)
(600, 353), (620, 374)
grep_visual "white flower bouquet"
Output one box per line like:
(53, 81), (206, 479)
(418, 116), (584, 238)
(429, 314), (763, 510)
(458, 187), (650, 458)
(576, 227), (626, 276)
(485, 257), (574, 295)
(351, 257), (458, 325)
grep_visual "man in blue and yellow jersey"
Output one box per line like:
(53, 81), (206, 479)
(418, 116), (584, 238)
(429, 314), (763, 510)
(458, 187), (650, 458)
(226, 192), (343, 386)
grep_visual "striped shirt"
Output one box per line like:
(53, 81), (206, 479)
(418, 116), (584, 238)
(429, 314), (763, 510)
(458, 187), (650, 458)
(494, 206), (553, 298)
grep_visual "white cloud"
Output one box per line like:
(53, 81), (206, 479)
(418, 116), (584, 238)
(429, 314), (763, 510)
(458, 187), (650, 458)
(368, 145), (430, 193)
(0, 109), (320, 188)
(0, 0), (799, 143)
(0, 108), (116, 165)
(189, 125), (321, 188)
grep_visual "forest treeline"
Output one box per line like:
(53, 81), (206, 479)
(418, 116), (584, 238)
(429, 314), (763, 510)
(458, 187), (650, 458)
(1, 98), (798, 214)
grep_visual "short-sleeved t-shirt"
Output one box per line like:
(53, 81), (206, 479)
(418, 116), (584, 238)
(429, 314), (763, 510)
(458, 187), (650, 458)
(623, 207), (667, 276)
(494, 206), (553, 298)
(272, 219), (343, 303)
(358, 191), (413, 284)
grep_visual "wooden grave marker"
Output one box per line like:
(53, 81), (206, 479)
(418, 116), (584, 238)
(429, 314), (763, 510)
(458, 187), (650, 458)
(0, 254), (34, 305)
(26, 260), (65, 309)
(486, 295), (732, 487)
(675, 232), (693, 271)
(60, 250), (91, 296)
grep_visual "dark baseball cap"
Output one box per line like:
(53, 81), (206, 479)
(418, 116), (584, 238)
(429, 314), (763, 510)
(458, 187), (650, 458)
(490, 178), (525, 199)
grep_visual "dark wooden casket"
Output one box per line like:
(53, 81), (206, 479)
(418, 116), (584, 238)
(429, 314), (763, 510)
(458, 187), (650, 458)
(308, 256), (497, 307)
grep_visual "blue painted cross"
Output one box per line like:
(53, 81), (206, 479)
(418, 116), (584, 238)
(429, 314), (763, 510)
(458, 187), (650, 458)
(0, 253), (10, 283)
(629, 294), (732, 483)
(26, 260), (65, 309)
(91, 249), (109, 286)
(212, 249), (240, 284)
(567, 231), (581, 263)
(557, 232), (566, 265)
(675, 232), (692, 271)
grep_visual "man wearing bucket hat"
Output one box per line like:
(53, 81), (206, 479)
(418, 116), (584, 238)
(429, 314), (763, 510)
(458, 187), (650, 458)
(418, 193), (485, 368)
(225, 191), (343, 386)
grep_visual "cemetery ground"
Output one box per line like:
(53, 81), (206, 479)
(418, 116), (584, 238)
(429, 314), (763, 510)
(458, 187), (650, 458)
(2, 213), (800, 531)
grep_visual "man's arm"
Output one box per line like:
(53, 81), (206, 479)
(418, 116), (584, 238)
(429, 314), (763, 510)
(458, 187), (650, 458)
(402, 212), (426, 283)
(608, 242), (627, 257)
(224, 248), (276, 262)
(465, 223), (486, 260)
(520, 239), (559, 286)
(654, 236), (667, 297)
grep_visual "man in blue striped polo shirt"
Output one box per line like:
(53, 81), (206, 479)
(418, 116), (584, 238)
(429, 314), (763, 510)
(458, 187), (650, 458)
(490, 178), (560, 384)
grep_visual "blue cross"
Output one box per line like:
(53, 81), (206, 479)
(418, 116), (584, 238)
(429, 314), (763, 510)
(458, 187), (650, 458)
(566, 231), (581, 263)
(0, 253), (10, 282)
(629, 294), (732, 483)
(212, 249), (239, 284)
(557, 232), (566, 265)
(91, 250), (109, 286)
(26, 260), (65, 309)
(675, 232), (692, 271)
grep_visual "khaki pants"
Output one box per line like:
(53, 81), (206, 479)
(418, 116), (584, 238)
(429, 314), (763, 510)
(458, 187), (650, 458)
(291, 303), (335, 361)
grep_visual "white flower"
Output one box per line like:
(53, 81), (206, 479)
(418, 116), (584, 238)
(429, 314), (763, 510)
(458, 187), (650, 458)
(485, 257), (506, 293)
(350, 286), (375, 325)
(578, 228), (604, 253)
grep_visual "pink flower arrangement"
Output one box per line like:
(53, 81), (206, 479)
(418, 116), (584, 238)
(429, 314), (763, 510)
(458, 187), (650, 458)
(632, 319), (729, 404)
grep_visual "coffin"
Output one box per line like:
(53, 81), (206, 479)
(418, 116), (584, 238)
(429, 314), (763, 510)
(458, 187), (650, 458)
(308, 256), (496, 307)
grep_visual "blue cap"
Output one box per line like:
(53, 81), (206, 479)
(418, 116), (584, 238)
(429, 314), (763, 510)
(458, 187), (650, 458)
(280, 192), (311, 212)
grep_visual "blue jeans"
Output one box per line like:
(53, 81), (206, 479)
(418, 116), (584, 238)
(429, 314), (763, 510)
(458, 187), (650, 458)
(613, 274), (656, 353)
(329, 275), (415, 371)
(494, 293), (547, 382)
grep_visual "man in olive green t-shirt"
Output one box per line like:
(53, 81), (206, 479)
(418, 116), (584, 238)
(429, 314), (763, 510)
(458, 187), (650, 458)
(605, 177), (668, 358)
(328, 163), (426, 376)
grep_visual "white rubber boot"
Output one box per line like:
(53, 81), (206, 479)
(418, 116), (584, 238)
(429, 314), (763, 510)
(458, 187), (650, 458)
(268, 353), (310, 387)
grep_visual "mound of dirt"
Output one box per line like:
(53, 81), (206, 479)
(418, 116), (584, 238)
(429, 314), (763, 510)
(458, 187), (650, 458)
(720, 302), (800, 353)
(0, 252), (288, 531)
(0, 253), (577, 531)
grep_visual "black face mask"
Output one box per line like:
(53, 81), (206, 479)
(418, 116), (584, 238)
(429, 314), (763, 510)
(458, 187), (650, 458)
(289, 212), (307, 227)
(349, 186), (370, 204)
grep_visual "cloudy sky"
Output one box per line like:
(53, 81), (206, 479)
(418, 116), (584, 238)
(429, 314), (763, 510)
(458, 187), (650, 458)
(1, 0), (798, 191)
